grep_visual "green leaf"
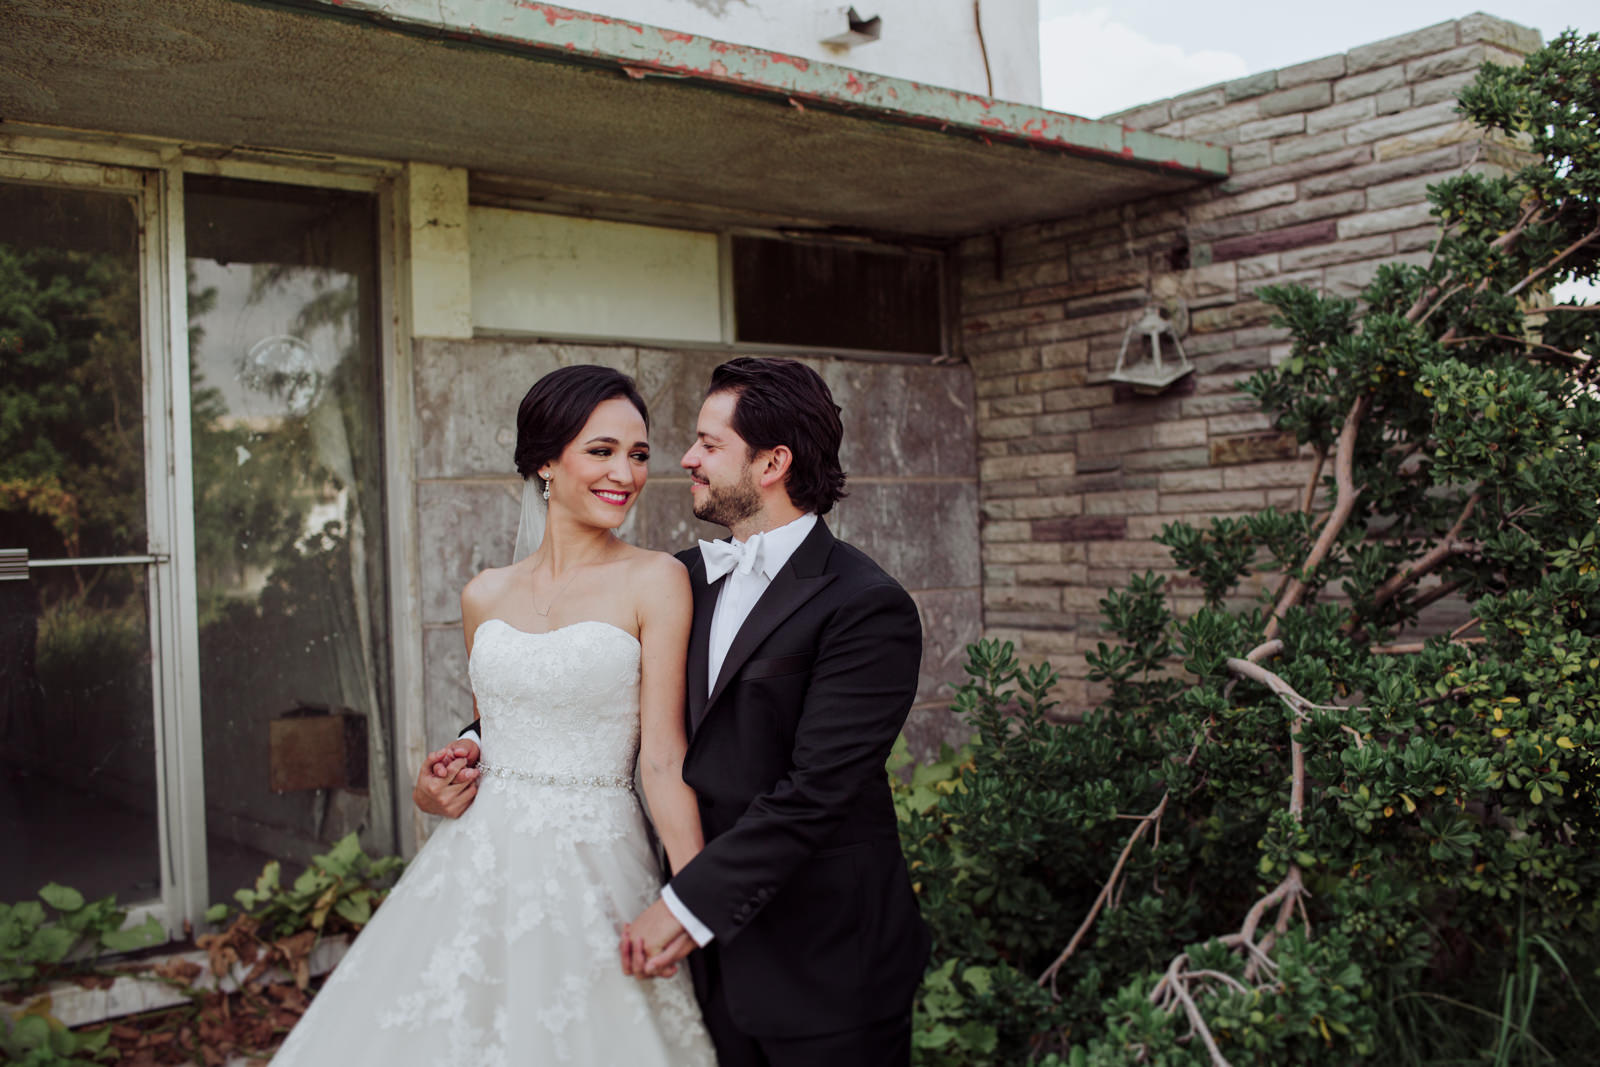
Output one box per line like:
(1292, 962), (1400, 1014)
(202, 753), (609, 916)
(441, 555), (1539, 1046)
(100, 916), (163, 953)
(333, 896), (372, 927)
(9, 1014), (50, 1051)
(37, 884), (85, 913)
(26, 925), (76, 963)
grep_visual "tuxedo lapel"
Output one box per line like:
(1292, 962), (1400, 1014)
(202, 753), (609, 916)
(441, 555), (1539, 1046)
(697, 521), (837, 728)
(685, 550), (721, 734)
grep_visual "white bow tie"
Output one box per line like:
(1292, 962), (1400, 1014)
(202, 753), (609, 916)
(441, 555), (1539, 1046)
(699, 533), (766, 582)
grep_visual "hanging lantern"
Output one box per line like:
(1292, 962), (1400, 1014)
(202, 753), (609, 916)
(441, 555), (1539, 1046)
(1109, 304), (1193, 394)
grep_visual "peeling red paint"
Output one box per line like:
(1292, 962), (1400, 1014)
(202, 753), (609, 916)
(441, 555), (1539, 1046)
(517, 2), (578, 26)
(344, 0), (1227, 182)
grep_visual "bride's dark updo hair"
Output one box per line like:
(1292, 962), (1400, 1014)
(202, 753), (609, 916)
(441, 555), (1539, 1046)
(514, 365), (650, 481)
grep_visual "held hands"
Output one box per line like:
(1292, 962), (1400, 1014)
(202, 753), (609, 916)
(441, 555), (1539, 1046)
(412, 739), (481, 819)
(619, 898), (695, 980)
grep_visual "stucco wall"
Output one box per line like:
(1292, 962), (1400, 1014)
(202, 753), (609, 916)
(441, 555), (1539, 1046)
(411, 340), (981, 760)
(959, 14), (1541, 710)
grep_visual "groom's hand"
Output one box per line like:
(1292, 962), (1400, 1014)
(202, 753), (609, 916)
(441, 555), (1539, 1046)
(621, 899), (694, 978)
(412, 740), (480, 819)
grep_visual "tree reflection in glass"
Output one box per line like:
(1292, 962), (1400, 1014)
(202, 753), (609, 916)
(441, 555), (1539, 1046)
(0, 182), (159, 904)
(184, 178), (393, 898)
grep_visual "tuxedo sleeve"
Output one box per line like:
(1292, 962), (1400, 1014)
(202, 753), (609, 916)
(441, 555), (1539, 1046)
(666, 579), (921, 944)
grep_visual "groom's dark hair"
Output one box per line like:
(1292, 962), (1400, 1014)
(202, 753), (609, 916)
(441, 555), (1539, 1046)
(709, 357), (847, 516)
(515, 365), (649, 480)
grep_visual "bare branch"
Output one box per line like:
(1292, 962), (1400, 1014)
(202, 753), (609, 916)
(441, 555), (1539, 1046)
(1381, 491), (1479, 594)
(1265, 394), (1370, 641)
(1171, 979), (1233, 1067)
(1415, 280), (1471, 327)
(1037, 791), (1170, 994)
(1441, 333), (1592, 364)
(1299, 445), (1328, 515)
(1369, 636), (1487, 655)
(1506, 225), (1600, 299)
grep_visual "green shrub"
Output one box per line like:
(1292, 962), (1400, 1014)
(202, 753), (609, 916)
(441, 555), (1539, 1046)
(0, 884), (162, 987)
(903, 31), (1600, 1065)
(204, 832), (404, 938)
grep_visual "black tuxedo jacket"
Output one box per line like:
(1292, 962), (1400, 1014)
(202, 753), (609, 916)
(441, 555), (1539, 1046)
(669, 519), (930, 1039)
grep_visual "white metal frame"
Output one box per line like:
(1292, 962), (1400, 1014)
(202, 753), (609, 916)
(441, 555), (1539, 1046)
(0, 149), (187, 939)
(1, 129), (415, 931)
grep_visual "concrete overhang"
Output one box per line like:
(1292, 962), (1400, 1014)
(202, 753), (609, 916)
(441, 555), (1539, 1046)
(0, 0), (1229, 240)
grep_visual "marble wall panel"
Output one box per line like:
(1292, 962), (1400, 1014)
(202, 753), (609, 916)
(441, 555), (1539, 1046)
(825, 361), (977, 479)
(415, 479), (521, 625)
(421, 625), (472, 755)
(828, 481), (981, 591)
(911, 587), (983, 708)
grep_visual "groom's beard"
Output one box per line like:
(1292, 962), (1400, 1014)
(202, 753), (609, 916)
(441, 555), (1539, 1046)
(693, 468), (762, 529)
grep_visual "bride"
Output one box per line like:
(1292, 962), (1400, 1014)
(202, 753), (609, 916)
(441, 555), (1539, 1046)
(271, 365), (717, 1065)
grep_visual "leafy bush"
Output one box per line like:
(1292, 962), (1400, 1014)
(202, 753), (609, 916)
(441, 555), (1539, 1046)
(903, 32), (1600, 1065)
(204, 832), (404, 939)
(0, 884), (162, 987)
(0, 1014), (114, 1066)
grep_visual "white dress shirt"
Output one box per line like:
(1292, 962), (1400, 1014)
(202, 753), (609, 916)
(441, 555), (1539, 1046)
(661, 512), (818, 947)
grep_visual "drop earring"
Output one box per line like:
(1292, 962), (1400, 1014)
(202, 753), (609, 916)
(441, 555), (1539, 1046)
(541, 476), (551, 502)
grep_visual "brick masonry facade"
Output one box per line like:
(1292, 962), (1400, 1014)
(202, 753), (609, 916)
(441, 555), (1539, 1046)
(959, 14), (1541, 710)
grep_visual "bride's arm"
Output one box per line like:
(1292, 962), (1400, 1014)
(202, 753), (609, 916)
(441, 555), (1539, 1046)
(635, 554), (703, 876)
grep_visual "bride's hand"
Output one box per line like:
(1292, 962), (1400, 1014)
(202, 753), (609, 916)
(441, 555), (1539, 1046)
(413, 743), (479, 819)
(619, 925), (680, 979)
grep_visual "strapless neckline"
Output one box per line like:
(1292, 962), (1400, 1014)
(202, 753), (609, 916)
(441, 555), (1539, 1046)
(473, 617), (640, 648)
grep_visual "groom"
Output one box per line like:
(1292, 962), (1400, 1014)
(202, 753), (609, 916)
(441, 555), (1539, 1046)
(418, 358), (929, 1065)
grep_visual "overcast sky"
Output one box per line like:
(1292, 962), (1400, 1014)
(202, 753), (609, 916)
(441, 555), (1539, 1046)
(1037, 3), (1595, 301)
(1040, 2), (1593, 119)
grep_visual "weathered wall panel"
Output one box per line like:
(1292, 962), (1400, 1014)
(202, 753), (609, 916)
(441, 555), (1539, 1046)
(413, 339), (980, 755)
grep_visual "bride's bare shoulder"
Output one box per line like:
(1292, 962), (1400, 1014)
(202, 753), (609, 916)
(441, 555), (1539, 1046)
(462, 563), (523, 613)
(617, 545), (688, 582)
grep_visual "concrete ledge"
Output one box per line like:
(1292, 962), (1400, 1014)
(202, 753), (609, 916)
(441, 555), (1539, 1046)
(1, 937), (350, 1030)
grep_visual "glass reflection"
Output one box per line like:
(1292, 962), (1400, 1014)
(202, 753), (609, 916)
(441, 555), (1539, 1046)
(183, 177), (394, 898)
(0, 182), (159, 904)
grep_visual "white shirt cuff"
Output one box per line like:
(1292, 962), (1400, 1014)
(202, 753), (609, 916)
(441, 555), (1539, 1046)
(660, 885), (714, 947)
(457, 724), (481, 758)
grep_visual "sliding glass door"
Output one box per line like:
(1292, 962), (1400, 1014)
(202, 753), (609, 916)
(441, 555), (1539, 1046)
(0, 156), (396, 932)
(0, 177), (163, 907)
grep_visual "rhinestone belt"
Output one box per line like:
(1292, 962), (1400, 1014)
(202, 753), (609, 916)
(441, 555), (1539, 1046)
(478, 762), (634, 791)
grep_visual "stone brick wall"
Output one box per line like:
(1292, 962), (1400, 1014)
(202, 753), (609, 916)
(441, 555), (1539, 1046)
(411, 340), (979, 759)
(959, 14), (1540, 710)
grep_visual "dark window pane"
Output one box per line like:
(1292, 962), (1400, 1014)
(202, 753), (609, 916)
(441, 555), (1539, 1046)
(732, 236), (943, 355)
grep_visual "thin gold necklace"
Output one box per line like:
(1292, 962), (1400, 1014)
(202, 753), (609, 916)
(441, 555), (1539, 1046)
(531, 550), (602, 616)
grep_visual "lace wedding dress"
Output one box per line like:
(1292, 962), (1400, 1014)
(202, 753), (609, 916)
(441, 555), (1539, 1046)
(272, 619), (716, 1066)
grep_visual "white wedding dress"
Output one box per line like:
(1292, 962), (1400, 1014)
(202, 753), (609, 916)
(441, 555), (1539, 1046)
(272, 619), (717, 1066)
